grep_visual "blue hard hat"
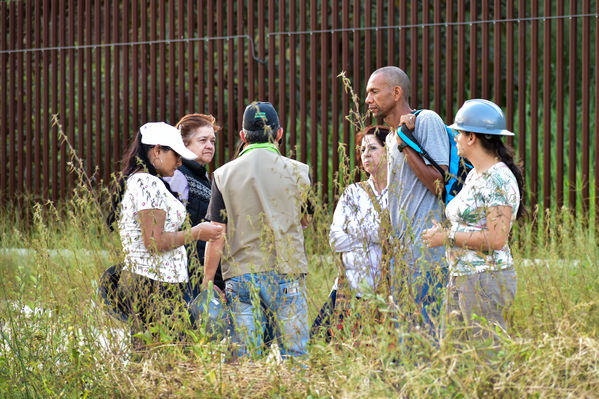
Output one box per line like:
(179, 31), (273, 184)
(189, 286), (231, 340)
(448, 99), (514, 136)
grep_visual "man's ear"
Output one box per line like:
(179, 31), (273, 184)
(393, 85), (402, 101)
(239, 130), (248, 143)
(275, 128), (283, 142)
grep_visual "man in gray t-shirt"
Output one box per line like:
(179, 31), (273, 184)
(385, 110), (448, 267)
(366, 66), (449, 333)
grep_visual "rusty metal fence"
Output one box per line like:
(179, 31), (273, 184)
(1, 0), (598, 216)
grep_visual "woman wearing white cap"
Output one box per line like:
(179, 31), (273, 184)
(115, 122), (223, 349)
(421, 99), (526, 341)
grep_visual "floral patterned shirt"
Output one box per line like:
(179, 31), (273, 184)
(445, 162), (520, 276)
(118, 173), (188, 283)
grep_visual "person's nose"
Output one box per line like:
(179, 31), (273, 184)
(365, 93), (373, 104)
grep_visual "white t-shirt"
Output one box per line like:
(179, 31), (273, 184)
(118, 173), (189, 283)
(445, 162), (520, 276)
(329, 177), (388, 295)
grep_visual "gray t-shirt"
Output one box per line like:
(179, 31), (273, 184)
(385, 109), (449, 270)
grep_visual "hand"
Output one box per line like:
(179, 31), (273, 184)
(194, 222), (223, 242)
(200, 278), (213, 292)
(399, 113), (416, 131)
(421, 219), (448, 248)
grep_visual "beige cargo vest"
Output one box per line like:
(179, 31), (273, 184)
(212, 148), (311, 280)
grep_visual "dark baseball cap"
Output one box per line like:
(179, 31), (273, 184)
(242, 101), (280, 133)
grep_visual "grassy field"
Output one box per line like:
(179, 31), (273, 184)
(1, 177), (599, 399)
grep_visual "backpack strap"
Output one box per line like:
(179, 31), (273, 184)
(396, 111), (448, 202)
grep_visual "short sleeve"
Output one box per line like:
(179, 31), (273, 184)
(481, 170), (519, 209)
(126, 174), (167, 212)
(415, 110), (450, 167)
(206, 179), (227, 223)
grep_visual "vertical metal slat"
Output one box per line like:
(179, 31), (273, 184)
(568, 0), (577, 210)
(581, 0), (590, 213)
(481, 0), (489, 99)
(518, 0), (527, 204)
(103, 0), (111, 185)
(445, 0), (454, 121)
(331, 0), (339, 197)
(300, 2), (307, 163)
(0, 2), (7, 202)
(227, 0), (235, 157)
(112, 0), (120, 175)
(321, 0), (329, 201)
(543, 0), (552, 209)
(530, 0), (539, 208)
(310, 0), (318, 178)
(278, 0), (286, 155)
(289, 0), (297, 157)
(216, 3), (225, 165)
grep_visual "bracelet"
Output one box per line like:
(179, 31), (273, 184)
(398, 142), (409, 152)
(447, 225), (457, 247)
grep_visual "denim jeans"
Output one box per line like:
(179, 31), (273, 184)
(392, 260), (447, 338)
(225, 271), (308, 358)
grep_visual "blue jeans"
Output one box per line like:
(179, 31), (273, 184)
(411, 267), (446, 334)
(392, 260), (447, 337)
(225, 271), (308, 358)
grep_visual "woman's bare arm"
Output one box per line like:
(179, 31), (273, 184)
(138, 209), (223, 253)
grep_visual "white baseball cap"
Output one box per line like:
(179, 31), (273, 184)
(139, 122), (198, 160)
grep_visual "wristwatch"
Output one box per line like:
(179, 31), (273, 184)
(398, 142), (409, 152)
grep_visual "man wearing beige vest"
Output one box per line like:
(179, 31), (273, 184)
(203, 102), (312, 358)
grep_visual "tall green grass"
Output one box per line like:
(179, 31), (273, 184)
(1, 186), (599, 397)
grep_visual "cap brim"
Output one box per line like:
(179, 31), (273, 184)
(171, 143), (198, 160)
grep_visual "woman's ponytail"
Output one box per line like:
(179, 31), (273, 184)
(478, 134), (527, 220)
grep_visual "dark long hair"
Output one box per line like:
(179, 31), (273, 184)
(106, 131), (159, 230)
(122, 131), (157, 177)
(475, 133), (527, 220)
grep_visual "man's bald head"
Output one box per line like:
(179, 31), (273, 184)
(371, 66), (411, 102)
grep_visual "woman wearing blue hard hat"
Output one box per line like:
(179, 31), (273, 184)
(422, 99), (525, 342)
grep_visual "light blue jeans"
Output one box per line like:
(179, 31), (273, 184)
(225, 271), (308, 358)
